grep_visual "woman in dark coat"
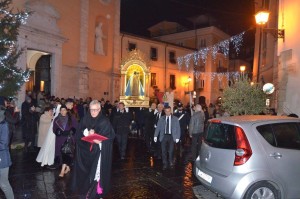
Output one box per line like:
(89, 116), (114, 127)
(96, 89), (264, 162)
(71, 100), (115, 199)
(53, 105), (77, 177)
(0, 97), (20, 150)
(0, 108), (14, 198)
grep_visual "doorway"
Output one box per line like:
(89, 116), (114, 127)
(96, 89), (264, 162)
(26, 50), (51, 95)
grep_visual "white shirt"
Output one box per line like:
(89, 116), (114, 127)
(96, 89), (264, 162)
(165, 116), (171, 134)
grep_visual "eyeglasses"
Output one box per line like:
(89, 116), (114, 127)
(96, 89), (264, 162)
(90, 108), (100, 112)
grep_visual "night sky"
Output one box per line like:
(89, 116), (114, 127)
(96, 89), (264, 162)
(120, 0), (256, 37)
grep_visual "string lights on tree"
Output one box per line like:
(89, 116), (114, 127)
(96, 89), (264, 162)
(0, 0), (30, 96)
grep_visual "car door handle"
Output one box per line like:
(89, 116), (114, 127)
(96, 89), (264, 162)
(269, 152), (282, 159)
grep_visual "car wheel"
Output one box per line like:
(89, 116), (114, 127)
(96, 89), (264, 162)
(244, 181), (280, 199)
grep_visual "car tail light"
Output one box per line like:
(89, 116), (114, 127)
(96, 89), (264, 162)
(211, 119), (222, 123)
(234, 126), (252, 166)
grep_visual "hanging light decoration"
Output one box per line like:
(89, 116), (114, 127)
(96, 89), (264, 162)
(184, 54), (192, 71)
(177, 56), (184, 70)
(177, 31), (245, 70)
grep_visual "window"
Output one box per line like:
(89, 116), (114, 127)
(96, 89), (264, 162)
(197, 79), (204, 89)
(169, 51), (176, 64)
(257, 125), (275, 146)
(177, 42), (184, 46)
(150, 47), (157, 61)
(272, 123), (300, 149)
(170, 74), (176, 89)
(199, 39), (206, 48)
(218, 80), (223, 90)
(204, 123), (236, 149)
(128, 42), (136, 51)
(151, 73), (156, 86)
(257, 123), (300, 149)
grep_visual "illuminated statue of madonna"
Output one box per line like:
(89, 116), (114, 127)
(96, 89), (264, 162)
(125, 71), (144, 97)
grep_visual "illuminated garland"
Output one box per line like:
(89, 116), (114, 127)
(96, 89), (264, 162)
(193, 71), (241, 82)
(177, 31), (245, 70)
(177, 56), (184, 70)
(0, 8), (29, 24)
(184, 54), (192, 71)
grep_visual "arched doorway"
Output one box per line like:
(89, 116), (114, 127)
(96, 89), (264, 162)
(35, 55), (51, 94)
(26, 50), (51, 95)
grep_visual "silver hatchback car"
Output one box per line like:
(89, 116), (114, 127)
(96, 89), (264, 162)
(194, 115), (300, 199)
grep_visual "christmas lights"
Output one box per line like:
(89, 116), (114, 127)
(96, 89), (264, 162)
(0, 0), (30, 96)
(177, 31), (245, 70)
(193, 71), (241, 82)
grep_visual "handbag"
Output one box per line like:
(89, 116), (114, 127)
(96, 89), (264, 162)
(61, 135), (75, 155)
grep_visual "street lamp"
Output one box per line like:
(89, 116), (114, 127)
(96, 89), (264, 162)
(255, 10), (269, 83)
(255, 10), (270, 25)
(255, 10), (285, 83)
(240, 65), (246, 77)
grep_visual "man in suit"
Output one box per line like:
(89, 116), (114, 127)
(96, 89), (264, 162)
(154, 106), (180, 170)
(153, 103), (164, 159)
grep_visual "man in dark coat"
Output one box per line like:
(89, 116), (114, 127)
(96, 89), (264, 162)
(109, 100), (119, 123)
(112, 102), (132, 159)
(21, 96), (32, 139)
(144, 102), (157, 153)
(71, 100), (115, 199)
(134, 107), (146, 138)
(173, 103), (190, 156)
(21, 96), (39, 152)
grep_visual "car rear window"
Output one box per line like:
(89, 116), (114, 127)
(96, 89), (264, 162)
(257, 122), (300, 149)
(204, 122), (236, 149)
(256, 125), (275, 146)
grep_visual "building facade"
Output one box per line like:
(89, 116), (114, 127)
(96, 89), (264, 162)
(13, 0), (231, 108)
(152, 23), (230, 105)
(277, 0), (300, 116)
(120, 33), (194, 106)
(253, 0), (300, 116)
(14, 0), (121, 103)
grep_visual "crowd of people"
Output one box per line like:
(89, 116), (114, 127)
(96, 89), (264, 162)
(0, 90), (223, 198)
(14, 91), (213, 198)
(3, 90), (295, 199)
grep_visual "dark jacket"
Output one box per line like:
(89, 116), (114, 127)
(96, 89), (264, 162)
(112, 110), (132, 134)
(189, 111), (205, 136)
(5, 107), (20, 137)
(144, 109), (156, 133)
(173, 110), (190, 133)
(154, 111), (165, 128)
(0, 119), (12, 168)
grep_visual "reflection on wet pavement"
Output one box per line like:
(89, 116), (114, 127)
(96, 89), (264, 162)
(6, 137), (200, 199)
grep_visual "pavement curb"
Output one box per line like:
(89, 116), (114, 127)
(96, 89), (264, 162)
(193, 185), (223, 199)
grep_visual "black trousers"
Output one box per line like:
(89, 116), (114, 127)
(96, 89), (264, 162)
(116, 133), (128, 158)
(144, 128), (154, 151)
(161, 134), (174, 166)
(191, 133), (203, 160)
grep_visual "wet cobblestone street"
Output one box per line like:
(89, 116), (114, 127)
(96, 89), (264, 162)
(4, 135), (205, 199)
